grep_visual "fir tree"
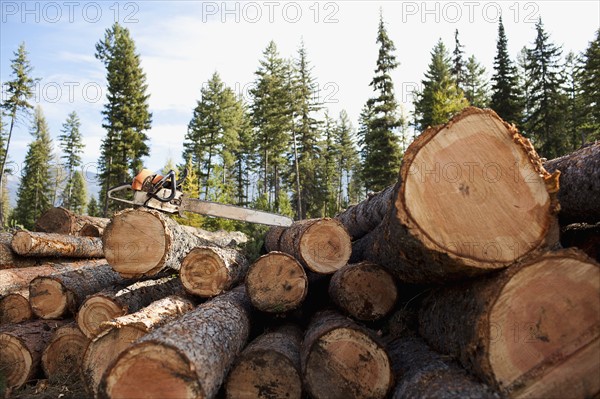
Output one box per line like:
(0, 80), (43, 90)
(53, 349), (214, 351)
(321, 113), (339, 216)
(563, 52), (586, 149)
(452, 29), (467, 92)
(232, 104), (254, 206)
(580, 29), (600, 142)
(87, 195), (101, 217)
(173, 157), (204, 228)
(335, 110), (359, 210)
(464, 55), (490, 107)
(70, 171), (87, 214)
(58, 111), (85, 210)
(356, 103), (373, 195)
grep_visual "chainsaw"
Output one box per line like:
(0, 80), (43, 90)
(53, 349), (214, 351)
(107, 169), (293, 227)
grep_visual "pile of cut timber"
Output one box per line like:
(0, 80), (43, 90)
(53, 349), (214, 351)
(0, 108), (598, 399)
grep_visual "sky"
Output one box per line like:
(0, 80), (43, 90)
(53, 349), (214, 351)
(1, 0), (599, 200)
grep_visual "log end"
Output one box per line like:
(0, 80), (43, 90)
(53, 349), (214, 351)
(41, 323), (88, 380)
(0, 333), (33, 390)
(10, 231), (33, 256)
(300, 219), (352, 274)
(0, 293), (32, 324)
(180, 247), (231, 297)
(34, 207), (72, 234)
(79, 223), (102, 237)
(29, 277), (71, 319)
(77, 295), (126, 339)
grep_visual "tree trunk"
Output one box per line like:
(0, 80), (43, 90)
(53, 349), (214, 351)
(11, 231), (104, 258)
(77, 276), (187, 339)
(544, 142), (600, 225)
(0, 319), (67, 391)
(245, 251), (308, 313)
(41, 321), (89, 381)
(263, 226), (285, 252)
(302, 310), (393, 399)
(29, 263), (130, 319)
(352, 108), (560, 283)
(418, 248), (600, 398)
(225, 324), (303, 399)
(269, 218), (352, 274)
(35, 207), (110, 237)
(328, 261), (398, 321)
(0, 290), (32, 325)
(560, 222), (600, 262)
(98, 287), (252, 399)
(180, 246), (249, 297)
(82, 295), (194, 397)
(103, 208), (211, 278)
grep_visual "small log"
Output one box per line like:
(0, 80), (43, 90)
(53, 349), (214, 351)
(561, 222), (600, 262)
(302, 310), (393, 399)
(0, 290), (32, 325)
(0, 319), (67, 391)
(11, 231), (104, 258)
(98, 287), (252, 399)
(29, 263), (129, 319)
(245, 251), (308, 313)
(180, 246), (249, 297)
(328, 261), (398, 321)
(35, 206), (109, 237)
(419, 248), (600, 398)
(103, 208), (211, 278)
(77, 276), (186, 339)
(225, 325), (303, 399)
(41, 321), (89, 381)
(81, 295), (194, 397)
(0, 233), (35, 270)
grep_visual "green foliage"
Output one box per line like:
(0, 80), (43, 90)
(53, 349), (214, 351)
(172, 157), (205, 228)
(59, 111), (86, 210)
(87, 195), (101, 217)
(580, 29), (600, 143)
(452, 29), (467, 92)
(464, 55), (490, 107)
(70, 170), (87, 214)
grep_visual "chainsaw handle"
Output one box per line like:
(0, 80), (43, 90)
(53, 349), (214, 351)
(149, 170), (177, 203)
(176, 168), (188, 188)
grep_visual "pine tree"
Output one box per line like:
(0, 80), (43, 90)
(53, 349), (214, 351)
(0, 115), (8, 226)
(563, 52), (586, 149)
(464, 55), (490, 107)
(173, 157), (204, 228)
(452, 29), (467, 92)
(70, 171), (87, 214)
(87, 195), (101, 217)
(95, 23), (152, 216)
(580, 29), (600, 142)
(356, 103), (373, 195)
(335, 110), (360, 210)
(14, 106), (54, 229)
(58, 111), (85, 210)
(232, 104), (254, 206)
(321, 113), (339, 216)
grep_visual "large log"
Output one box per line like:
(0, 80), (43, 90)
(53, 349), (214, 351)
(76, 276), (186, 339)
(103, 208), (211, 278)
(98, 287), (252, 399)
(245, 251), (308, 313)
(0, 290), (32, 324)
(180, 246), (249, 297)
(11, 231), (104, 258)
(41, 321), (89, 381)
(35, 207), (109, 237)
(352, 107), (560, 283)
(302, 310), (393, 399)
(419, 248), (600, 398)
(544, 142), (600, 225)
(81, 295), (194, 397)
(225, 325), (303, 399)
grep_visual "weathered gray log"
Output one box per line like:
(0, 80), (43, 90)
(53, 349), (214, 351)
(11, 231), (104, 258)
(35, 207), (109, 237)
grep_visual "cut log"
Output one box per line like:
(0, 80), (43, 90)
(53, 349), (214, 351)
(103, 208), (211, 278)
(352, 107), (560, 283)
(302, 310), (393, 399)
(35, 206), (109, 237)
(328, 261), (397, 321)
(418, 248), (600, 398)
(41, 321), (89, 381)
(245, 251), (308, 313)
(270, 218), (352, 274)
(98, 287), (252, 399)
(0, 290), (32, 325)
(561, 222), (600, 262)
(225, 325), (303, 399)
(0, 232), (35, 270)
(81, 295), (194, 397)
(0, 319), (67, 391)
(387, 335), (498, 399)
(180, 246), (249, 297)
(11, 231), (104, 258)
(29, 263), (130, 319)
(263, 226), (285, 252)
(181, 225), (248, 248)
(544, 142), (600, 225)
(77, 276), (187, 339)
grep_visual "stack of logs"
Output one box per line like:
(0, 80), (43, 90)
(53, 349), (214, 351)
(0, 108), (598, 399)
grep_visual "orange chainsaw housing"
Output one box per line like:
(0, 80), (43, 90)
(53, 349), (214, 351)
(132, 169), (162, 191)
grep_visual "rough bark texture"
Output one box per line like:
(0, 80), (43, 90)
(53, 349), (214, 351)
(328, 261), (398, 321)
(41, 321), (89, 381)
(302, 310), (393, 399)
(226, 324), (303, 399)
(263, 226), (285, 253)
(560, 222), (600, 262)
(246, 251), (308, 313)
(103, 208), (212, 278)
(29, 263), (130, 319)
(98, 287), (252, 399)
(544, 142), (600, 225)
(35, 207), (109, 237)
(77, 276), (187, 338)
(351, 108), (560, 283)
(11, 231), (104, 258)
(418, 248), (600, 398)
(180, 246), (249, 297)
(181, 225), (248, 248)
(0, 290), (32, 325)
(82, 295), (194, 397)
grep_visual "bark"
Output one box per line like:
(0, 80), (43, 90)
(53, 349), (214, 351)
(0, 290), (32, 325)
(82, 295), (194, 397)
(225, 325), (303, 399)
(181, 225), (248, 248)
(98, 287), (252, 399)
(245, 251), (308, 313)
(41, 321), (89, 381)
(328, 261), (398, 321)
(103, 208), (212, 278)
(263, 226), (285, 252)
(77, 276), (187, 339)
(560, 222), (600, 262)
(11, 231), (104, 258)
(352, 108), (560, 283)
(302, 309), (393, 399)
(544, 142), (600, 225)
(418, 248), (600, 398)
(35, 207), (109, 237)
(180, 246), (249, 297)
